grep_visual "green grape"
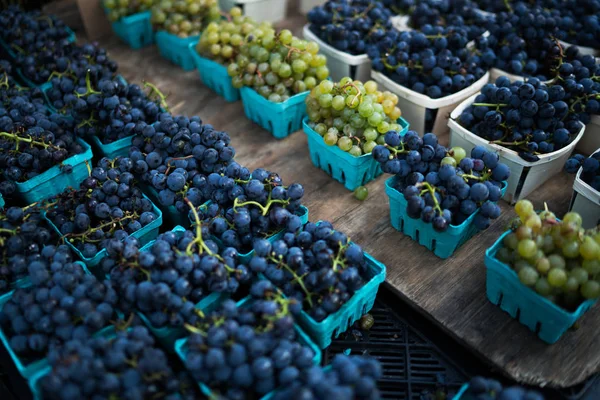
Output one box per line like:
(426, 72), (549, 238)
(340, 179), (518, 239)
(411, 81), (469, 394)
(565, 277), (580, 292)
(363, 140), (377, 154)
(514, 199), (534, 219)
(451, 147), (467, 163)
(354, 186), (368, 201)
(268, 93), (282, 103)
(338, 137), (353, 152)
(518, 266), (539, 286)
(503, 233), (519, 250)
(323, 130), (338, 146)
(368, 112), (383, 126)
(315, 123), (327, 136)
(358, 102), (374, 118)
(377, 121), (390, 134)
(231, 75), (243, 88)
(333, 118), (344, 130)
(580, 236), (599, 260)
(548, 254), (566, 270)
(562, 240), (580, 259)
(496, 247), (513, 264)
(515, 226), (532, 240)
(563, 212), (583, 227)
(536, 257), (550, 275)
(518, 239), (537, 259)
(364, 128), (378, 141)
(318, 94), (333, 108)
(548, 268), (568, 287)
(440, 157), (457, 167)
(332, 95), (345, 111)
(349, 145), (362, 157)
(581, 280), (600, 299)
(513, 260), (532, 273)
(535, 277), (552, 296)
(571, 267), (589, 284)
(583, 259), (600, 275)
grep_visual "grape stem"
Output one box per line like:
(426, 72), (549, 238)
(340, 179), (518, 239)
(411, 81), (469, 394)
(0, 131), (60, 151)
(233, 195), (290, 216)
(63, 212), (139, 242)
(143, 81), (170, 112)
(417, 182), (443, 216)
(268, 255), (313, 307)
(332, 242), (348, 272)
(165, 155), (194, 175)
(76, 70), (101, 98)
(340, 81), (362, 107)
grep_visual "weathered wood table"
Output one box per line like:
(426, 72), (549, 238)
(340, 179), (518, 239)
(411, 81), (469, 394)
(97, 12), (600, 389)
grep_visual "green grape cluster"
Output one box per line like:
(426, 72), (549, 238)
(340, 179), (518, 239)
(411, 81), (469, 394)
(151, 0), (220, 38)
(104, 0), (154, 22)
(227, 29), (330, 103)
(497, 200), (600, 310)
(196, 7), (272, 65)
(305, 79), (403, 156)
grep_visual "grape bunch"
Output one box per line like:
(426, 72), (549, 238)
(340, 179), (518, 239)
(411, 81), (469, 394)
(196, 7), (272, 65)
(0, 6), (73, 84)
(0, 88), (84, 184)
(190, 167), (306, 254)
(0, 206), (67, 293)
(543, 0), (600, 49)
(307, 0), (393, 55)
(183, 281), (316, 399)
(102, 219), (251, 329)
(367, 25), (487, 99)
(0, 261), (118, 362)
(249, 221), (370, 322)
(305, 78), (402, 156)
(473, 3), (564, 79)
(496, 201), (600, 309)
(104, 0), (154, 22)
(373, 133), (509, 231)
(465, 376), (545, 400)
(45, 157), (160, 259)
(151, 0), (220, 38)
(130, 113), (236, 214)
(565, 152), (600, 191)
(40, 325), (198, 400)
(228, 28), (330, 102)
(48, 74), (163, 144)
(471, 0), (511, 13)
(457, 77), (584, 162)
(273, 354), (383, 400)
(546, 45), (600, 126)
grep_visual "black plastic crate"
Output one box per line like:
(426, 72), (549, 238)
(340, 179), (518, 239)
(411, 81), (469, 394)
(323, 298), (467, 400)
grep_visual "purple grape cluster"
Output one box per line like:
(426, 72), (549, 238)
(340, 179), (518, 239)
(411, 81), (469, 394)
(40, 325), (198, 400)
(183, 281), (316, 399)
(373, 131), (508, 231)
(0, 261), (118, 362)
(45, 157), (159, 259)
(190, 167), (305, 254)
(129, 113), (236, 214)
(465, 376), (545, 400)
(0, 206), (66, 293)
(273, 354), (383, 400)
(249, 221), (369, 322)
(101, 226), (251, 330)
(458, 77), (584, 161)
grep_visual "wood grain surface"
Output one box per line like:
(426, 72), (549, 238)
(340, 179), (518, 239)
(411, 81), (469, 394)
(96, 15), (599, 388)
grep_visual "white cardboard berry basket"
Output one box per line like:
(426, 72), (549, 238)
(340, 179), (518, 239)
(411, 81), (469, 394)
(569, 156), (600, 229)
(448, 93), (586, 203)
(370, 70), (489, 136)
(300, 0), (326, 14)
(576, 115), (600, 156)
(302, 24), (371, 82)
(219, 0), (287, 23)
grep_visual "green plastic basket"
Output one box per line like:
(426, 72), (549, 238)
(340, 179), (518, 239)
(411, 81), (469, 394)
(174, 296), (322, 399)
(110, 11), (154, 49)
(188, 43), (240, 102)
(0, 262), (90, 380)
(303, 116), (410, 191)
(43, 194), (163, 273)
(486, 230), (597, 343)
(385, 177), (508, 259)
(452, 384), (469, 400)
(15, 138), (93, 203)
(90, 135), (134, 159)
(240, 87), (308, 139)
(155, 31), (199, 70)
(141, 184), (190, 228)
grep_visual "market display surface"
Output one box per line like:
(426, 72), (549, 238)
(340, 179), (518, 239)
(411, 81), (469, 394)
(2, 0), (600, 398)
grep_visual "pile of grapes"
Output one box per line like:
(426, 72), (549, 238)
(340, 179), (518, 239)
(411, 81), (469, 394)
(196, 7), (273, 66)
(457, 77), (584, 162)
(150, 0), (220, 38)
(249, 221), (371, 322)
(228, 28), (330, 102)
(464, 376), (545, 400)
(104, 0), (154, 22)
(367, 25), (487, 99)
(305, 78), (403, 156)
(374, 133), (509, 231)
(496, 201), (600, 309)
(44, 157), (160, 259)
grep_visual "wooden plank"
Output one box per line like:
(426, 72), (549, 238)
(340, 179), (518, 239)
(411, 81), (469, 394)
(99, 23), (599, 389)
